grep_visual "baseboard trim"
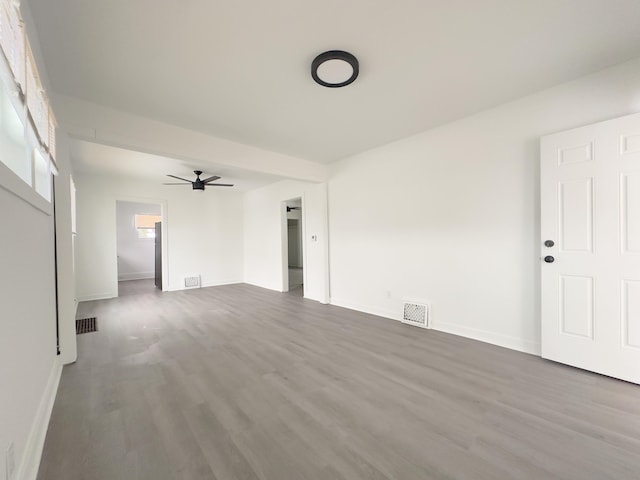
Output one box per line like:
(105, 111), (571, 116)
(330, 298), (540, 356)
(201, 280), (243, 289)
(165, 280), (243, 292)
(330, 298), (402, 322)
(432, 320), (540, 355)
(77, 292), (114, 302)
(118, 272), (154, 281)
(16, 357), (62, 480)
(244, 280), (280, 293)
(243, 281), (328, 305)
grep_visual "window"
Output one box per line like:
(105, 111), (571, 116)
(0, 0), (57, 207)
(33, 147), (50, 200)
(134, 214), (161, 239)
(0, 72), (29, 184)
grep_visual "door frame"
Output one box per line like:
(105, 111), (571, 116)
(113, 196), (168, 295)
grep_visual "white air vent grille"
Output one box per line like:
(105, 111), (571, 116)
(184, 275), (201, 288)
(402, 301), (430, 328)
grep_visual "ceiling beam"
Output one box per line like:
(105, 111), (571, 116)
(51, 94), (328, 183)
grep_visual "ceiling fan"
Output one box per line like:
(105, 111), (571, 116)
(163, 170), (234, 191)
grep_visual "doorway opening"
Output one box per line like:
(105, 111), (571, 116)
(116, 200), (163, 297)
(283, 198), (304, 297)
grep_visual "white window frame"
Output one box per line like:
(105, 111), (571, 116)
(0, 0), (54, 214)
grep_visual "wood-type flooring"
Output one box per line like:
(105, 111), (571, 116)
(37, 284), (640, 479)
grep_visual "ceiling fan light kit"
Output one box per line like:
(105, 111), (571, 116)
(311, 50), (359, 88)
(163, 170), (234, 191)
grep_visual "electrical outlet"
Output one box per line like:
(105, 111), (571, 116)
(5, 442), (15, 480)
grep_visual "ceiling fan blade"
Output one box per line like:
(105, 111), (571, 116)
(202, 175), (221, 183)
(163, 183), (192, 185)
(207, 183), (234, 187)
(166, 174), (192, 182)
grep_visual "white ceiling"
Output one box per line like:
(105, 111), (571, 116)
(26, 0), (640, 164)
(70, 140), (281, 192)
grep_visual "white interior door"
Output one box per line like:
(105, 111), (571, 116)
(541, 112), (640, 384)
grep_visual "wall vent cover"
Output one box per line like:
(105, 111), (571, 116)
(76, 317), (97, 334)
(184, 275), (201, 288)
(402, 301), (430, 328)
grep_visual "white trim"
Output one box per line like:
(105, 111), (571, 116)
(330, 298), (402, 322)
(77, 292), (115, 302)
(330, 298), (541, 355)
(113, 196), (168, 294)
(15, 357), (62, 480)
(432, 320), (541, 355)
(321, 183), (331, 305)
(243, 280), (280, 292)
(0, 161), (52, 216)
(118, 271), (154, 281)
(165, 279), (243, 292)
(201, 280), (243, 289)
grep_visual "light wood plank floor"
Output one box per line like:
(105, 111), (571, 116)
(118, 279), (159, 297)
(38, 284), (640, 480)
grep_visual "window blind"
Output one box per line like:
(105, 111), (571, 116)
(0, 0), (25, 91)
(48, 105), (56, 159)
(0, 0), (57, 185)
(25, 39), (48, 146)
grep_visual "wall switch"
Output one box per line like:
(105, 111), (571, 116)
(6, 442), (15, 480)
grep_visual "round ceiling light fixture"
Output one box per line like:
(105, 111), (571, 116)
(311, 50), (359, 88)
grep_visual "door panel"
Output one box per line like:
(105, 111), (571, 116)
(541, 112), (640, 384)
(559, 275), (594, 339)
(558, 142), (593, 165)
(621, 174), (640, 253)
(622, 280), (640, 349)
(558, 179), (594, 252)
(620, 133), (640, 155)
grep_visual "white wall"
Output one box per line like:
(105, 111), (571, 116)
(116, 201), (160, 281)
(328, 57), (640, 355)
(75, 174), (244, 300)
(244, 180), (329, 303)
(0, 168), (63, 480)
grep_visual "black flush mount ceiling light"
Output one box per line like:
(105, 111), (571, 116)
(311, 50), (359, 88)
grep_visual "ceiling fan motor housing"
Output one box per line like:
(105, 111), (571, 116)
(193, 170), (204, 190)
